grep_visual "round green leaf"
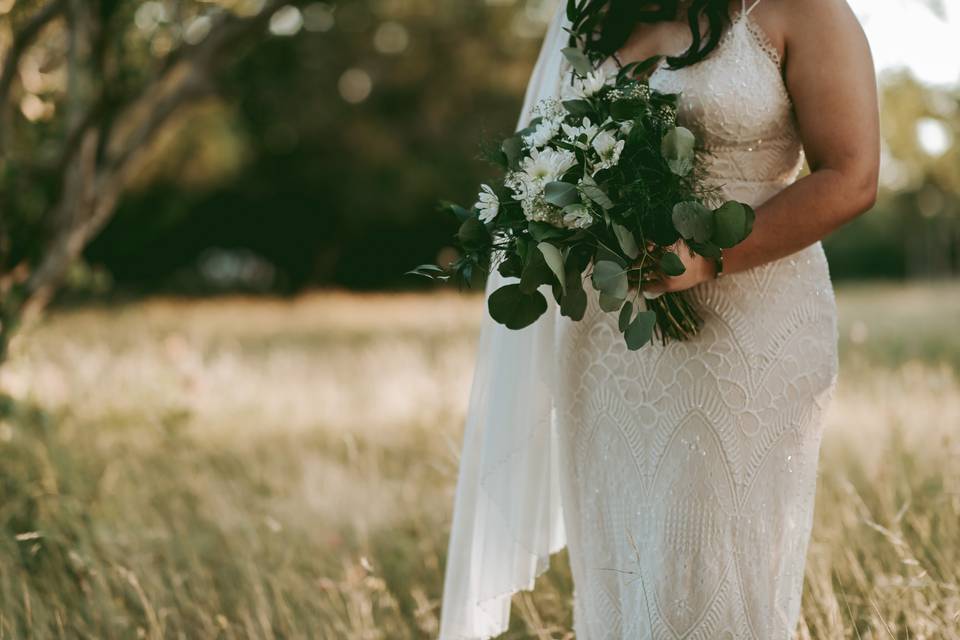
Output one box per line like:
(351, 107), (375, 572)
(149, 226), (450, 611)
(502, 136), (523, 169)
(661, 126), (696, 176)
(599, 292), (624, 312)
(624, 310), (657, 351)
(488, 284), (548, 330)
(562, 99), (593, 117)
(591, 259), (628, 299)
(579, 176), (614, 210)
(612, 223), (641, 260)
(671, 201), (714, 244)
(712, 201), (756, 248)
(457, 216), (490, 251)
(618, 301), (633, 332)
(529, 221), (569, 242)
(659, 251), (686, 276)
(519, 246), (555, 294)
(544, 181), (580, 208)
(562, 47), (594, 76)
(537, 242), (566, 294)
(560, 266), (588, 320)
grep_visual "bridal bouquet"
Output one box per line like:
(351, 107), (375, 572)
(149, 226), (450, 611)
(409, 46), (755, 350)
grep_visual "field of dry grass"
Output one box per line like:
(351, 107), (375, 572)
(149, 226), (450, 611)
(0, 281), (958, 639)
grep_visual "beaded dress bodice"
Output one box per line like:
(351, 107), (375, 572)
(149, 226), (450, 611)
(552, 3), (840, 638)
(650, 7), (804, 207)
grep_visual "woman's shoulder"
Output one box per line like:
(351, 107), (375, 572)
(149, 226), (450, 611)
(749, 0), (863, 67)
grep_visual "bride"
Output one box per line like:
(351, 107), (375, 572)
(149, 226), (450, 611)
(440, 0), (880, 638)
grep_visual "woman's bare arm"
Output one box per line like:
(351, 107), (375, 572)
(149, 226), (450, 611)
(647, 0), (880, 291)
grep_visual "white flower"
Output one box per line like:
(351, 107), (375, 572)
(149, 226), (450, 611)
(505, 170), (532, 202)
(521, 147), (578, 185)
(561, 117), (599, 149)
(619, 120), (635, 136)
(591, 131), (626, 172)
(523, 118), (560, 149)
(562, 68), (611, 100)
(474, 184), (500, 223)
(562, 205), (594, 229)
(532, 98), (567, 123)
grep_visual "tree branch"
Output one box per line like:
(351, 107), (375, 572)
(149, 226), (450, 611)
(0, 0), (66, 147)
(20, 0), (307, 319)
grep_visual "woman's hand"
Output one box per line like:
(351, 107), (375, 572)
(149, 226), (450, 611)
(633, 241), (717, 295)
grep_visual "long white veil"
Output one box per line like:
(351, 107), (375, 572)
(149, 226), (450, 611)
(438, 4), (571, 639)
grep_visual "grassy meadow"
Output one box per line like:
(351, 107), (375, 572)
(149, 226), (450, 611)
(0, 281), (958, 639)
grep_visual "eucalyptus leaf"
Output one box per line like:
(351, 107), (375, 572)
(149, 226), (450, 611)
(562, 99), (593, 117)
(520, 246), (555, 294)
(562, 47), (594, 76)
(537, 242), (566, 294)
(612, 222), (640, 260)
(488, 284), (548, 330)
(529, 221), (569, 242)
(579, 175), (614, 210)
(671, 201), (714, 244)
(624, 310), (657, 351)
(591, 259), (628, 299)
(660, 251), (686, 276)
(439, 201), (472, 222)
(618, 301), (633, 332)
(661, 126), (696, 176)
(544, 181), (581, 208)
(457, 216), (490, 251)
(497, 253), (523, 278)
(618, 54), (663, 82)
(688, 239), (722, 259)
(560, 266), (588, 320)
(599, 292), (624, 312)
(712, 201), (755, 248)
(502, 135), (524, 170)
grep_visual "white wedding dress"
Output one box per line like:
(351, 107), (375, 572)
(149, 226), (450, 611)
(439, 1), (839, 638)
(553, 2), (839, 638)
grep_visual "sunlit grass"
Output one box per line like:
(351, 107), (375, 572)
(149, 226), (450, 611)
(0, 281), (958, 638)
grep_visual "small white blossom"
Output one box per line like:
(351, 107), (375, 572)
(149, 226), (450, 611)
(562, 205), (594, 229)
(563, 68), (611, 100)
(561, 117), (599, 149)
(591, 131), (625, 173)
(474, 184), (500, 223)
(532, 98), (567, 123)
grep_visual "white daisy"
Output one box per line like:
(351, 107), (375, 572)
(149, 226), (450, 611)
(474, 184), (500, 223)
(561, 117), (600, 149)
(521, 147), (578, 185)
(523, 118), (560, 149)
(562, 68), (611, 100)
(591, 131), (626, 172)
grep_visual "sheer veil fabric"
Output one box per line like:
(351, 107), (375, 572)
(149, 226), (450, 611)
(438, 4), (571, 639)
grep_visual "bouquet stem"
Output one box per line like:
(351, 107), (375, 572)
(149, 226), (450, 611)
(647, 292), (703, 345)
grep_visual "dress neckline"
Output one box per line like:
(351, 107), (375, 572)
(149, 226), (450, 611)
(651, 9), (782, 77)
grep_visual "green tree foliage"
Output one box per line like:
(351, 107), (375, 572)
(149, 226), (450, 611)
(0, 0), (313, 361)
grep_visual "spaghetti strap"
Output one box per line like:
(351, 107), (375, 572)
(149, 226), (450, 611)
(743, 0), (763, 15)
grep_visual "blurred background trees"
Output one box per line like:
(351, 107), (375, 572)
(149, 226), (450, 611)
(0, 0), (958, 328)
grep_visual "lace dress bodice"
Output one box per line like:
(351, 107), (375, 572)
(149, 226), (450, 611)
(650, 6), (804, 206)
(552, 2), (840, 638)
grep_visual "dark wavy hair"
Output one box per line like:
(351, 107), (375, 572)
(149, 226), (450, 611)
(567, 0), (732, 70)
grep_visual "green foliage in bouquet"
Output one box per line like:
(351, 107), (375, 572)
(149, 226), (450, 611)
(409, 3), (755, 351)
